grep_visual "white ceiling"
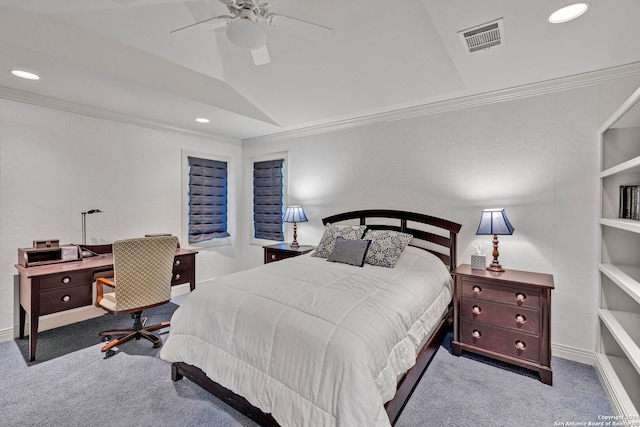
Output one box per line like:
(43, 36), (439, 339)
(0, 0), (639, 141)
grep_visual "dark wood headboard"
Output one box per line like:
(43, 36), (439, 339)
(322, 209), (462, 271)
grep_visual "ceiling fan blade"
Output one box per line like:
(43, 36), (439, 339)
(170, 14), (232, 34)
(251, 45), (271, 66)
(183, 0), (217, 22)
(267, 13), (332, 41)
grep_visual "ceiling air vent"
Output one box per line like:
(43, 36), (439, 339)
(458, 18), (504, 54)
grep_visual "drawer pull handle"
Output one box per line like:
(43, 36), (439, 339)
(515, 293), (526, 303)
(515, 314), (526, 324)
(472, 286), (481, 294)
(61, 295), (71, 303)
(175, 259), (181, 266)
(472, 305), (481, 315)
(271, 254), (277, 260)
(175, 273), (181, 280)
(62, 276), (71, 284)
(472, 330), (481, 339)
(515, 340), (526, 351)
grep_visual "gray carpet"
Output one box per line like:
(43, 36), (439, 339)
(0, 299), (613, 426)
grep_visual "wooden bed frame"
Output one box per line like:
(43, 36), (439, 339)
(171, 209), (462, 426)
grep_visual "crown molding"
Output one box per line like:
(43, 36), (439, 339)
(3, 62), (640, 147)
(0, 86), (242, 146)
(243, 61), (640, 144)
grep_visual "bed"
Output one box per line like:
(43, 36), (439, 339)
(160, 210), (461, 426)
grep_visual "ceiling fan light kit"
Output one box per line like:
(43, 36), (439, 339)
(171, 0), (332, 66)
(226, 13), (267, 50)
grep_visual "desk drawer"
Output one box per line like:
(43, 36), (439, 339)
(173, 255), (193, 270)
(40, 284), (92, 315)
(461, 320), (539, 363)
(462, 279), (540, 309)
(172, 267), (193, 286)
(39, 271), (92, 291)
(461, 298), (539, 333)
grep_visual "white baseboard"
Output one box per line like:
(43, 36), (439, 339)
(0, 326), (14, 344)
(0, 283), (193, 345)
(551, 341), (596, 366)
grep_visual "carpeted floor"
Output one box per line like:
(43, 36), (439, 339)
(0, 299), (614, 426)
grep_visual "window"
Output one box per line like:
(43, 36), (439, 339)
(187, 156), (230, 244)
(253, 159), (285, 241)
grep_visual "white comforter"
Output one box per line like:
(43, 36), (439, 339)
(160, 246), (452, 427)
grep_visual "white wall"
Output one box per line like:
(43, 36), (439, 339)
(0, 99), (242, 337)
(241, 76), (640, 356)
(3, 73), (640, 357)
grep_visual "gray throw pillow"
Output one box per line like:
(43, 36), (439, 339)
(312, 224), (367, 258)
(363, 229), (413, 268)
(327, 237), (371, 267)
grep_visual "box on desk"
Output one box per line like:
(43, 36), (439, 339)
(18, 245), (81, 267)
(33, 239), (59, 248)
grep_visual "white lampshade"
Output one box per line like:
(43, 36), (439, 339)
(476, 209), (514, 236)
(283, 206), (308, 223)
(226, 19), (267, 50)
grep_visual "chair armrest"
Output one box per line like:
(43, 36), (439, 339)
(95, 277), (115, 308)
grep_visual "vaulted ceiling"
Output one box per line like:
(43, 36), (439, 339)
(1, 0), (639, 140)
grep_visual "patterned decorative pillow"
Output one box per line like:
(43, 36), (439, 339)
(312, 224), (367, 258)
(363, 229), (413, 268)
(327, 237), (371, 267)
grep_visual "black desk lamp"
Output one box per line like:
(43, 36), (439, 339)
(82, 209), (103, 245)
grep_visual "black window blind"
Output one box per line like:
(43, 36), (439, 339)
(253, 159), (284, 241)
(188, 156), (230, 243)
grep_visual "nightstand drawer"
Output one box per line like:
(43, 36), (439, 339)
(461, 297), (539, 333)
(265, 249), (293, 263)
(39, 284), (92, 315)
(462, 279), (540, 309)
(263, 244), (315, 264)
(461, 320), (539, 363)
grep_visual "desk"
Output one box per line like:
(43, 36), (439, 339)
(15, 248), (197, 361)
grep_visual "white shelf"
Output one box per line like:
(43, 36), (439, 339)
(600, 218), (640, 234)
(598, 85), (640, 416)
(598, 309), (640, 375)
(601, 155), (640, 178)
(599, 86), (640, 131)
(595, 353), (640, 417)
(599, 264), (640, 305)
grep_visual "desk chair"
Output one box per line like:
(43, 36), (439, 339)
(95, 236), (178, 357)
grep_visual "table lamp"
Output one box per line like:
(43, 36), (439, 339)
(476, 208), (514, 272)
(283, 206), (308, 248)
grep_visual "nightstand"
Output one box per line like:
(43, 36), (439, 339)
(451, 264), (554, 385)
(263, 243), (315, 264)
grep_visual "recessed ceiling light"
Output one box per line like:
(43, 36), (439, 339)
(548, 2), (590, 24)
(195, 118), (210, 123)
(10, 69), (40, 80)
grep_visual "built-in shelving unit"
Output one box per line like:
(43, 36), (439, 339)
(597, 86), (640, 417)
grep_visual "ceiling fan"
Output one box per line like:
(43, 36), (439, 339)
(171, 0), (332, 66)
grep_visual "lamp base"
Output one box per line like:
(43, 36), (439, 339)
(486, 264), (505, 273)
(289, 241), (300, 248)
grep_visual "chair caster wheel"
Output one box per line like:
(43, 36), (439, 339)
(105, 349), (116, 358)
(153, 343), (162, 349)
(101, 336), (110, 342)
